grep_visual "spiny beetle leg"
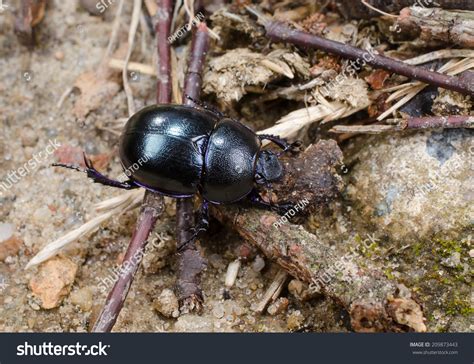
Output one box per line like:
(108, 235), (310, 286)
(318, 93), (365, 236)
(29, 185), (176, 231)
(248, 189), (293, 215)
(53, 153), (138, 190)
(178, 201), (210, 251)
(185, 95), (225, 118)
(259, 134), (302, 155)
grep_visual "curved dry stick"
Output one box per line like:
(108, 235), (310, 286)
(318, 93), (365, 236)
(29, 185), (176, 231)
(156, 0), (173, 104)
(247, 8), (474, 97)
(330, 115), (474, 134)
(92, 0), (173, 332)
(92, 193), (164, 332)
(176, 23), (210, 311)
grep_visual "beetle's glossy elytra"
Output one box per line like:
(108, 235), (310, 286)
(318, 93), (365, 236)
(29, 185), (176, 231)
(119, 104), (289, 204)
(119, 104), (218, 197)
(120, 104), (271, 203)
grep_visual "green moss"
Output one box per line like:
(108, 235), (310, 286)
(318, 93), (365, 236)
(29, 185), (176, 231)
(439, 277), (452, 285)
(384, 268), (395, 280)
(412, 242), (423, 257)
(354, 234), (362, 244)
(435, 238), (465, 258)
(445, 298), (473, 317)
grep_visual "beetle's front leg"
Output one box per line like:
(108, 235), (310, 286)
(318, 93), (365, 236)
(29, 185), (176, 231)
(258, 134), (302, 155)
(53, 153), (138, 190)
(247, 189), (293, 215)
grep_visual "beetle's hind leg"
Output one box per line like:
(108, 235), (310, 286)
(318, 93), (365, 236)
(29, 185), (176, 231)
(177, 201), (209, 251)
(53, 153), (138, 190)
(258, 134), (302, 155)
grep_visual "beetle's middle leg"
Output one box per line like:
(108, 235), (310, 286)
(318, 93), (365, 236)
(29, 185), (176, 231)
(178, 201), (209, 251)
(53, 154), (138, 190)
(258, 134), (302, 155)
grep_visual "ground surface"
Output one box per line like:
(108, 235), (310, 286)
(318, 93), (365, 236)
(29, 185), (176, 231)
(0, 1), (471, 332)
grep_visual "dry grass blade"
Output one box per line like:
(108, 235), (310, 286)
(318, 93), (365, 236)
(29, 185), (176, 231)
(25, 190), (143, 269)
(259, 101), (369, 140)
(109, 59), (156, 75)
(378, 58), (474, 120)
(123, 0), (143, 116)
(404, 49), (474, 65)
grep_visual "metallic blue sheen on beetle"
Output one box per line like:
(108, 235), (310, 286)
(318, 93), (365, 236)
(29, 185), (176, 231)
(55, 103), (299, 238)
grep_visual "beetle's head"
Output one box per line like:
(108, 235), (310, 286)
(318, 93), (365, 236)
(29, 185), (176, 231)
(255, 150), (283, 184)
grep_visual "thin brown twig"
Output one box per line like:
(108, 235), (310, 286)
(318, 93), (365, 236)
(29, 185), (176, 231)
(156, 0), (173, 104)
(402, 115), (474, 130)
(247, 7), (474, 97)
(176, 22), (210, 311)
(330, 115), (474, 134)
(92, 193), (164, 332)
(92, 0), (174, 332)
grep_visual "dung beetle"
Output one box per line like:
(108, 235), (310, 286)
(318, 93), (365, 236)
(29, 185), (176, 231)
(56, 102), (300, 240)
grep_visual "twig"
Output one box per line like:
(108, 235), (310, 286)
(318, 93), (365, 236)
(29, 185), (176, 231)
(156, 0), (173, 104)
(330, 115), (474, 134)
(109, 59), (156, 75)
(92, 193), (164, 332)
(103, 0), (126, 63)
(330, 124), (399, 134)
(247, 8), (474, 97)
(337, 0), (474, 19)
(175, 22), (210, 312)
(403, 49), (474, 66)
(92, 0), (174, 332)
(402, 115), (474, 129)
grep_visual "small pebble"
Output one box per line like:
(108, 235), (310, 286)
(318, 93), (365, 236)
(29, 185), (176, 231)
(0, 235), (23, 261)
(223, 300), (243, 317)
(153, 288), (180, 318)
(288, 279), (317, 301)
(54, 51), (65, 61)
(251, 255), (265, 272)
(29, 256), (78, 309)
(20, 128), (38, 147)
(441, 252), (461, 268)
(70, 287), (93, 312)
(236, 243), (256, 261)
(208, 253), (226, 270)
(212, 303), (225, 319)
(0, 223), (14, 242)
(287, 310), (305, 331)
(32, 206), (52, 225)
(267, 297), (289, 316)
